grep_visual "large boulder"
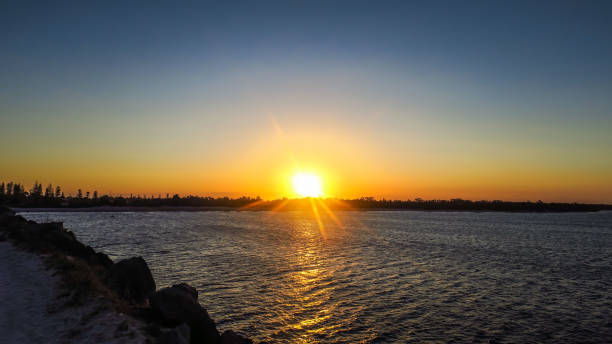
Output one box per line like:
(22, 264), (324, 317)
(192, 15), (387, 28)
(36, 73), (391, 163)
(0, 206), (15, 221)
(0, 206), (13, 213)
(150, 284), (220, 344)
(158, 323), (191, 344)
(110, 257), (156, 303)
(172, 283), (198, 302)
(88, 250), (114, 267)
(220, 330), (253, 344)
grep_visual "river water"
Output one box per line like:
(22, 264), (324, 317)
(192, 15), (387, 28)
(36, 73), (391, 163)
(21, 210), (612, 343)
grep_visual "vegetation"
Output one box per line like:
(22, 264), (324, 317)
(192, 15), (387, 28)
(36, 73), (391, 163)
(1, 181), (610, 212)
(0, 181), (260, 208)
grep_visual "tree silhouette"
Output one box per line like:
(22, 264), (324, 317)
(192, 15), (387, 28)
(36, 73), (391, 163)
(30, 181), (43, 199)
(0, 179), (610, 212)
(45, 184), (53, 198)
(11, 183), (25, 202)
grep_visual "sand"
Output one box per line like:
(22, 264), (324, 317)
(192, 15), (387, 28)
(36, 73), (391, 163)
(0, 242), (148, 344)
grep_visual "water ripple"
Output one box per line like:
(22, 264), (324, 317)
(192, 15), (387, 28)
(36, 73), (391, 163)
(20, 210), (612, 343)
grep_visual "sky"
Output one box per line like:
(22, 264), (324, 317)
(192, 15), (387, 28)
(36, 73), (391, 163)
(1, 1), (611, 202)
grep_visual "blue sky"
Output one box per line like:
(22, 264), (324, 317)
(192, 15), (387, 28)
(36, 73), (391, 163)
(1, 1), (611, 201)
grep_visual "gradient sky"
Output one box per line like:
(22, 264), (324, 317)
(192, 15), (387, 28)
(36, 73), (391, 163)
(1, 1), (611, 202)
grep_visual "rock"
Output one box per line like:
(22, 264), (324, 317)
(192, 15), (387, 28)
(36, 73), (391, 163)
(0, 206), (15, 215)
(0, 206), (15, 223)
(158, 323), (191, 344)
(18, 221), (92, 260)
(220, 330), (253, 344)
(90, 251), (113, 267)
(6, 218), (115, 267)
(110, 257), (156, 303)
(42, 222), (64, 232)
(144, 322), (161, 337)
(150, 284), (220, 343)
(150, 284), (198, 325)
(187, 306), (220, 344)
(173, 283), (198, 302)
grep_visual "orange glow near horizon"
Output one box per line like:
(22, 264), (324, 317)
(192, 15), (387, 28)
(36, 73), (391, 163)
(1, 116), (611, 203)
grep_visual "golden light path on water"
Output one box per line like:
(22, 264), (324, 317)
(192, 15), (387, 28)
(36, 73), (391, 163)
(266, 198), (377, 343)
(283, 217), (342, 343)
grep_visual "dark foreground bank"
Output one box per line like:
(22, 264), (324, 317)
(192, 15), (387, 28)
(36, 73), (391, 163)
(0, 206), (254, 344)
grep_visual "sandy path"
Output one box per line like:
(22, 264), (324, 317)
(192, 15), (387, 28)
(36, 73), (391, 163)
(0, 242), (65, 343)
(0, 242), (148, 344)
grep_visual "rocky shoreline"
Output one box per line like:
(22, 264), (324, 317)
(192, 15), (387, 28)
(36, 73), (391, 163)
(0, 206), (253, 344)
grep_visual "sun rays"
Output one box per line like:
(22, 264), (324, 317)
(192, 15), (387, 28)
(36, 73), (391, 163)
(238, 196), (352, 240)
(237, 126), (348, 238)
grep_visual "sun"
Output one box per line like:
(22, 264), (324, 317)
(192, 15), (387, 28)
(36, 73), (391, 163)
(291, 172), (323, 198)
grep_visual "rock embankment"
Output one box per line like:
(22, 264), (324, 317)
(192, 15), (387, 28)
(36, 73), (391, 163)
(0, 206), (253, 344)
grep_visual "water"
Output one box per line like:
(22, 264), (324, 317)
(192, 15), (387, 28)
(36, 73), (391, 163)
(20, 211), (612, 343)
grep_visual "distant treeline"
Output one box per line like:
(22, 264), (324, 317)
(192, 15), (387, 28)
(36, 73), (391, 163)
(340, 198), (612, 212)
(1, 181), (611, 212)
(0, 181), (257, 208)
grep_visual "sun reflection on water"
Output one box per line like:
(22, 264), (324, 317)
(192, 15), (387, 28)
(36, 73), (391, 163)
(274, 216), (343, 343)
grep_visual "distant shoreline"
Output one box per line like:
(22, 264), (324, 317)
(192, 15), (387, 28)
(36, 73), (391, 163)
(3, 183), (610, 213)
(12, 206), (237, 212)
(12, 205), (612, 213)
